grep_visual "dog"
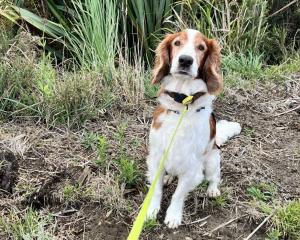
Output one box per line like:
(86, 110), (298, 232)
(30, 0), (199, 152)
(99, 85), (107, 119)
(146, 29), (241, 229)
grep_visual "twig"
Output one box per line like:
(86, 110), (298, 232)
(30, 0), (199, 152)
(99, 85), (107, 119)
(269, 0), (299, 18)
(243, 213), (274, 240)
(274, 104), (300, 117)
(204, 214), (247, 236)
(184, 215), (211, 225)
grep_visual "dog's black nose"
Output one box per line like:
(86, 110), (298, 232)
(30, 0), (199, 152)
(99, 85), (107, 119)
(178, 55), (193, 68)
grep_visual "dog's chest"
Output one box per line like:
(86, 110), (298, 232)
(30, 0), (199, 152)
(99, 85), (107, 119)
(150, 110), (211, 176)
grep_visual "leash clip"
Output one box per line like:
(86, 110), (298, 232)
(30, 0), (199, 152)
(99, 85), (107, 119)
(182, 95), (193, 105)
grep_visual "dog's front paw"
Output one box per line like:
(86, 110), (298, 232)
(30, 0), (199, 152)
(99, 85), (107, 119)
(146, 199), (160, 220)
(206, 185), (221, 197)
(146, 207), (159, 220)
(164, 206), (182, 229)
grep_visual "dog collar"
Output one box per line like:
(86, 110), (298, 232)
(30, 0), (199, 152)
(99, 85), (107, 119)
(164, 90), (206, 105)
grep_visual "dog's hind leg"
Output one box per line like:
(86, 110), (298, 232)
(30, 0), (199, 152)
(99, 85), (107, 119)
(204, 148), (221, 197)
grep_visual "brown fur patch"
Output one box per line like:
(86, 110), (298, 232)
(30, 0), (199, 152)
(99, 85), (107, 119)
(152, 106), (166, 129)
(202, 38), (223, 95)
(209, 113), (216, 140)
(152, 31), (187, 84)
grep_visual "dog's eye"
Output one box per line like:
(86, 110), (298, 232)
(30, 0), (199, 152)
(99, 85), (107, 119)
(174, 40), (181, 46)
(198, 44), (205, 51)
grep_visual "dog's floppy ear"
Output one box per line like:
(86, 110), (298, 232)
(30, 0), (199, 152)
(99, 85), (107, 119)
(152, 33), (177, 84)
(202, 39), (223, 95)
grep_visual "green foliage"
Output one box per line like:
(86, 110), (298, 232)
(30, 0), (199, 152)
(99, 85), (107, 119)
(0, 208), (53, 239)
(67, 0), (119, 71)
(211, 190), (230, 208)
(0, 51), (117, 126)
(95, 135), (108, 166)
(143, 218), (159, 231)
(118, 157), (140, 187)
(0, 57), (40, 115)
(247, 183), (277, 202)
(114, 122), (127, 155)
(273, 200), (300, 240)
(82, 132), (99, 150)
(125, 0), (175, 62)
(266, 229), (281, 240)
(12, 5), (65, 38)
(178, 0), (269, 56)
(223, 52), (264, 80)
(36, 54), (56, 98)
(243, 127), (255, 138)
(62, 183), (93, 201)
(144, 79), (159, 99)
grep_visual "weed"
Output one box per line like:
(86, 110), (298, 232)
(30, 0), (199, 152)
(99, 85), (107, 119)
(82, 132), (99, 150)
(144, 75), (159, 99)
(244, 127), (255, 137)
(211, 189), (230, 208)
(118, 157), (140, 187)
(143, 218), (159, 231)
(95, 135), (108, 166)
(264, 53), (300, 82)
(222, 52), (264, 86)
(247, 183), (277, 202)
(35, 53), (56, 98)
(62, 183), (93, 202)
(197, 180), (209, 192)
(258, 201), (274, 215)
(0, 208), (54, 239)
(131, 137), (142, 148)
(114, 122), (127, 155)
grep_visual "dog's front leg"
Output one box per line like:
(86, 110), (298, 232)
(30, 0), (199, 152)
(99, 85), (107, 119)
(164, 173), (202, 229)
(146, 153), (165, 220)
(204, 149), (221, 197)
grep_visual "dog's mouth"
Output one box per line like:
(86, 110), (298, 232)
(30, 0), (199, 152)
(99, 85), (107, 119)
(176, 70), (192, 76)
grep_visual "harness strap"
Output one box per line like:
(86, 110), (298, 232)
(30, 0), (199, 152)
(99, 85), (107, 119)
(168, 106), (206, 114)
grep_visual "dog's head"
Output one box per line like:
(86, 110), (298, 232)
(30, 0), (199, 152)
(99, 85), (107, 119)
(152, 29), (223, 95)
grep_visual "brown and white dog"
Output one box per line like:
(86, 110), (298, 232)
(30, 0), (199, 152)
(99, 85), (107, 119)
(146, 29), (241, 228)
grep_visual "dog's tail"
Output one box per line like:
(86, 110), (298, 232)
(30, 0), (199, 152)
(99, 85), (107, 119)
(216, 120), (242, 146)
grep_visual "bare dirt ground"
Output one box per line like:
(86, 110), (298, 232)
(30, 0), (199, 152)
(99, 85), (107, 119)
(0, 76), (299, 239)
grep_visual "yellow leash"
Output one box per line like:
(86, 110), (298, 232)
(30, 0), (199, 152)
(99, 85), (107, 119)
(127, 95), (194, 240)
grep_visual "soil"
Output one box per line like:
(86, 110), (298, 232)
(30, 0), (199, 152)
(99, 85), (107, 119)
(0, 76), (299, 240)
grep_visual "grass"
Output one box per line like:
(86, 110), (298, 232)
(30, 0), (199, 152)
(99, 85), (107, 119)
(211, 189), (230, 208)
(265, 200), (300, 240)
(95, 135), (108, 166)
(118, 157), (140, 188)
(67, 0), (119, 71)
(82, 131), (99, 150)
(0, 208), (54, 239)
(62, 183), (93, 202)
(143, 218), (159, 231)
(177, 0), (270, 57)
(0, 53), (115, 126)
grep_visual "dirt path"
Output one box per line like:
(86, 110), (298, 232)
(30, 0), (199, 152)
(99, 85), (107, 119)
(0, 77), (299, 239)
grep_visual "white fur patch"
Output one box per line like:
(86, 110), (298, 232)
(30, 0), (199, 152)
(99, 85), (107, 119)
(146, 76), (221, 228)
(216, 120), (242, 146)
